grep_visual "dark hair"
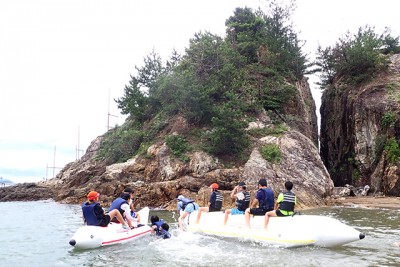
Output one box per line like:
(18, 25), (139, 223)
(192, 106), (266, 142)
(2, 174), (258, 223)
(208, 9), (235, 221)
(150, 215), (160, 223)
(121, 192), (131, 200)
(285, 181), (293, 191)
(161, 222), (169, 231)
(258, 178), (267, 187)
(124, 188), (134, 193)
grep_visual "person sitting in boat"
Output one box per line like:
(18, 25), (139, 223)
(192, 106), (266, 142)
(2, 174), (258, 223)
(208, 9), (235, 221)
(223, 181), (251, 225)
(82, 191), (130, 230)
(108, 192), (136, 229)
(195, 183), (224, 224)
(123, 187), (141, 227)
(244, 178), (274, 227)
(150, 215), (171, 239)
(177, 195), (199, 230)
(264, 181), (297, 230)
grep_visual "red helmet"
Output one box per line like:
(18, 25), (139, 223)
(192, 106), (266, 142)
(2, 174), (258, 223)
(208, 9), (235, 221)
(87, 191), (99, 201)
(210, 183), (219, 189)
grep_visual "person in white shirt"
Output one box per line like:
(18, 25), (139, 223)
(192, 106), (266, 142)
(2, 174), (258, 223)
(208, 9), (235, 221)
(109, 192), (136, 229)
(223, 181), (251, 225)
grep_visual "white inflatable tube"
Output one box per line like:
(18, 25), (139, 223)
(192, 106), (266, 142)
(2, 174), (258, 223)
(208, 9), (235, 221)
(69, 207), (152, 250)
(185, 211), (365, 248)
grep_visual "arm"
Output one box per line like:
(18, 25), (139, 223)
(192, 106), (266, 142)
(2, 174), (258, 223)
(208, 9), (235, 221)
(251, 190), (261, 208)
(250, 198), (259, 209)
(94, 203), (105, 219)
(230, 186), (239, 199)
(209, 192), (216, 206)
(121, 203), (134, 228)
(276, 193), (284, 210)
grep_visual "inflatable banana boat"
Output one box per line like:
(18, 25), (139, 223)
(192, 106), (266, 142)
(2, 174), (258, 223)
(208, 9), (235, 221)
(69, 207), (152, 250)
(186, 211), (365, 248)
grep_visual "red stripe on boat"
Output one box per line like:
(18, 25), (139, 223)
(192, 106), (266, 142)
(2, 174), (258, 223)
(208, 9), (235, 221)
(101, 229), (152, 245)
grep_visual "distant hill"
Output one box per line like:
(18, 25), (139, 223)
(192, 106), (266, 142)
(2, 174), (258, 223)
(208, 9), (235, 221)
(0, 178), (15, 186)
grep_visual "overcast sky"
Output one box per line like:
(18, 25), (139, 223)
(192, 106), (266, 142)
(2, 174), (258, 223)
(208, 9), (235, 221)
(1, 0), (399, 183)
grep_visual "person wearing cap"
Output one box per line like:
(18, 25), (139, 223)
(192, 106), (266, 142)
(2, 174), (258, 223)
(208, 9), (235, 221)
(82, 191), (130, 230)
(108, 192), (136, 229)
(123, 187), (141, 226)
(195, 183), (224, 224)
(244, 178), (274, 227)
(177, 195), (199, 230)
(223, 181), (251, 225)
(264, 181), (297, 230)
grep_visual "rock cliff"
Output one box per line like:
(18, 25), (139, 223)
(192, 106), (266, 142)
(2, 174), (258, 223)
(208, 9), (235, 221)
(320, 54), (400, 195)
(0, 77), (332, 209)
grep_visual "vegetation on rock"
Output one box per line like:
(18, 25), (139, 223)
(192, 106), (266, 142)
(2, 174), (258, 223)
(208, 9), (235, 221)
(316, 26), (400, 87)
(98, 1), (309, 164)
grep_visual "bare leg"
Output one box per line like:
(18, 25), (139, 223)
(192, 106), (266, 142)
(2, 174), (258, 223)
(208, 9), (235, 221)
(264, 210), (277, 230)
(108, 209), (128, 227)
(195, 207), (209, 224)
(179, 212), (188, 230)
(245, 208), (251, 227)
(223, 209), (231, 225)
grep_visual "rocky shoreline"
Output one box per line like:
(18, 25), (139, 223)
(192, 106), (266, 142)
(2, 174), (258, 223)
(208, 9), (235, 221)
(1, 182), (399, 210)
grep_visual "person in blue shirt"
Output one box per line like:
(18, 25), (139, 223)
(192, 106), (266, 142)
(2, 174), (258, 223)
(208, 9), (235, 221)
(244, 178), (274, 227)
(177, 195), (199, 230)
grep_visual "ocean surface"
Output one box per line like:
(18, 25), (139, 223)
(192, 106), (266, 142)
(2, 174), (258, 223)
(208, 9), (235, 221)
(0, 200), (399, 267)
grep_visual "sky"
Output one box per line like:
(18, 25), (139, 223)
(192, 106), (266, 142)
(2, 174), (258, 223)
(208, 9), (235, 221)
(1, 0), (399, 183)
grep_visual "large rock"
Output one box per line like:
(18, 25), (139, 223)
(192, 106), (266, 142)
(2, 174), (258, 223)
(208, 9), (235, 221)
(320, 54), (400, 195)
(243, 130), (333, 208)
(0, 76), (329, 208)
(38, 129), (331, 210)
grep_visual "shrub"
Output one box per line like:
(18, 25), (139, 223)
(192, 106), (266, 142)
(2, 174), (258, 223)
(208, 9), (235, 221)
(96, 127), (144, 164)
(316, 26), (394, 87)
(381, 112), (397, 128)
(260, 143), (282, 163)
(384, 137), (400, 163)
(165, 135), (191, 161)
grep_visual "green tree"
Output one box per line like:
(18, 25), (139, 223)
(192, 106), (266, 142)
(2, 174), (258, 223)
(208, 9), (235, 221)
(316, 26), (398, 87)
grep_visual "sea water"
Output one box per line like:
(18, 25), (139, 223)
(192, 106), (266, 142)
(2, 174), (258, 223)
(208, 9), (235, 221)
(0, 201), (399, 267)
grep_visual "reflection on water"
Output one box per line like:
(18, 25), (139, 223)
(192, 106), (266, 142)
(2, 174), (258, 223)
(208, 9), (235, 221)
(0, 201), (399, 267)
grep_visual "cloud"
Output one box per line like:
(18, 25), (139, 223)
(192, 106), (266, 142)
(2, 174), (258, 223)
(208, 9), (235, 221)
(0, 0), (398, 183)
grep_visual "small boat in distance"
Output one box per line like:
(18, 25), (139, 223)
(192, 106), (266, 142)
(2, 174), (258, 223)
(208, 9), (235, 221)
(69, 207), (152, 250)
(185, 211), (365, 248)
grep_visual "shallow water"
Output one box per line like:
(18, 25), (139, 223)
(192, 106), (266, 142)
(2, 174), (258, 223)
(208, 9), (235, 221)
(0, 201), (399, 267)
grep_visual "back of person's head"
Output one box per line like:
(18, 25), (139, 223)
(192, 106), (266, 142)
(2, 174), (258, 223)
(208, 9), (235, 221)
(124, 187), (134, 194)
(161, 222), (169, 231)
(121, 192), (130, 200)
(210, 183), (219, 190)
(150, 215), (160, 223)
(258, 178), (267, 187)
(285, 181), (293, 191)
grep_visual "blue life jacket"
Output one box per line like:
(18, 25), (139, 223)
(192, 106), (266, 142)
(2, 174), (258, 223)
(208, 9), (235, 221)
(152, 219), (165, 234)
(178, 197), (195, 210)
(159, 228), (171, 239)
(82, 202), (102, 226)
(109, 197), (128, 216)
(259, 188), (274, 211)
